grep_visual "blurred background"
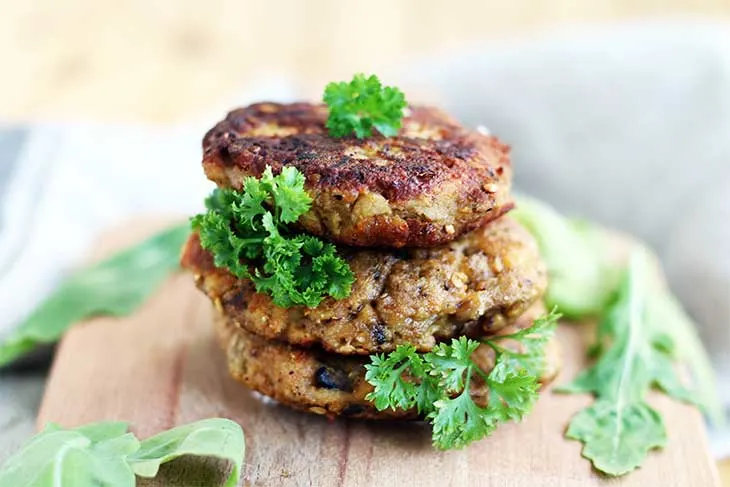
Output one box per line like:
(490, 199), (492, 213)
(1, 0), (729, 122)
(1, 0), (729, 482)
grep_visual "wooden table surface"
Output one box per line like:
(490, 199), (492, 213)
(1, 0), (729, 483)
(36, 220), (721, 486)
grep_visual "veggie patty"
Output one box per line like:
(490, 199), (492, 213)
(213, 302), (559, 420)
(182, 216), (547, 354)
(202, 102), (513, 248)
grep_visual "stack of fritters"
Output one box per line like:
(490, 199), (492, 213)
(181, 103), (558, 419)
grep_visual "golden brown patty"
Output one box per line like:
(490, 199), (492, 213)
(214, 303), (559, 420)
(182, 217), (547, 355)
(202, 102), (513, 248)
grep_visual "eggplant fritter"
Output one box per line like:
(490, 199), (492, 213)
(213, 302), (559, 420)
(202, 102), (513, 248)
(182, 217), (547, 355)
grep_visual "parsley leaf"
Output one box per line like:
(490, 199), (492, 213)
(429, 389), (495, 450)
(485, 309), (560, 378)
(426, 337), (480, 394)
(424, 337), (496, 449)
(323, 74), (407, 138)
(558, 249), (705, 476)
(364, 345), (439, 414)
(269, 166), (311, 224)
(426, 312), (559, 449)
(485, 368), (540, 424)
(364, 311), (558, 450)
(192, 166), (354, 308)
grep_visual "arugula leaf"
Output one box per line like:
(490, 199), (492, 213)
(646, 289), (725, 426)
(0, 419), (245, 487)
(558, 249), (702, 476)
(0, 422), (138, 487)
(128, 418), (244, 487)
(365, 312), (558, 450)
(516, 197), (722, 475)
(0, 223), (190, 368)
(192, 166), (354, 308)
(73, 422), (131, 443)
(323, 74), (407, 138)
(511, 194), (618, 318)
(566, 400), (666, 476)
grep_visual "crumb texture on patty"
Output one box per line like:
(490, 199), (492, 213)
(202, 102), (513, 248)
(213, 303), (559, 420)
(182, 217), (547, 355)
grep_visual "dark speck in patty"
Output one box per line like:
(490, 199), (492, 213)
(314, 366), (353, 392)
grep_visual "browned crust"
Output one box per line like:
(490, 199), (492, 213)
(202, 103), (513, 247)
(182, 217), (548, 354)
(213, 302), (559, 420)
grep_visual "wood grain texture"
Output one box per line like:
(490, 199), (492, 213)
(37, 220), (721, 486)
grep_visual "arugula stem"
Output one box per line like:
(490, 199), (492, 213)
(609, 251), (646, 460)
(560, 248), (704, 476)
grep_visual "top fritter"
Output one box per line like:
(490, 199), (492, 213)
(202, 102), (513, 248)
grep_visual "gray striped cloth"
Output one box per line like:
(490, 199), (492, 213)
(0, 81), (298, 461)
(0, 123), (214, 461)
(0, 123), (211, 336)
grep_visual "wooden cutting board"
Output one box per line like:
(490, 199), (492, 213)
(37, 219), (721, 487)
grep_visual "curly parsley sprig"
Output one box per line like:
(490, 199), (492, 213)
(323, 73), (407, 139)
(191, 166), (354, 308)
(365, 310), (559, 450)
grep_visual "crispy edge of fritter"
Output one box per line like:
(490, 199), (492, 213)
(181, 217), (548, 355)
(201, 103), (513, 247)
(212, 301), (560, 421)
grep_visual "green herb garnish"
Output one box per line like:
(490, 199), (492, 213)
(515, 196), (722, 476)
(0, 418), (244, 487)
(192, 166), (354, 308)
(558, 249), (715, 476)
(648, 287), (724, 427)
(511, 194), (618, 318)
(323, 73), (407, 139)
(0, 223), (190, 368)
(365, 310), (559, 449)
